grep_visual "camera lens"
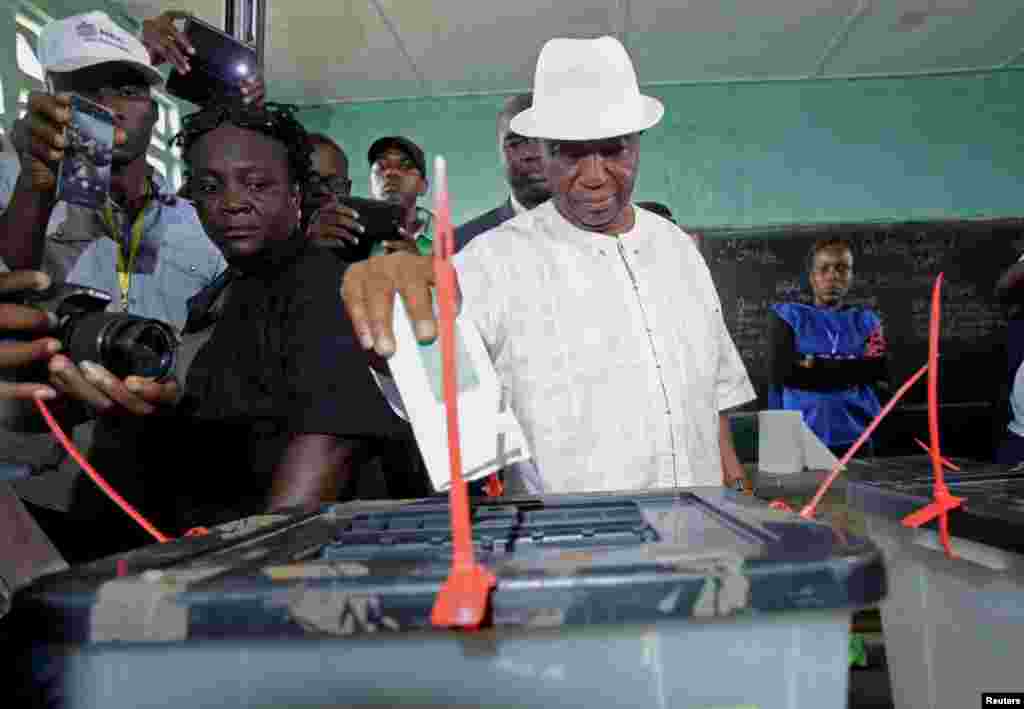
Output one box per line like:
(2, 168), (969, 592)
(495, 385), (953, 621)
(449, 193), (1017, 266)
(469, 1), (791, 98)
(103, 319), (177, 380)
(65, 313), (177, 380)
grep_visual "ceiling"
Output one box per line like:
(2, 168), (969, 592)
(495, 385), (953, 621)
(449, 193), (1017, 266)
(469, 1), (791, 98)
(118, 0), (1024, 106)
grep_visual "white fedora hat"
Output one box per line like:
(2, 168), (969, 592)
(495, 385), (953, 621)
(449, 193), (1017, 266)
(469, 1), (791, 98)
(38, 11), (163, 86)
(510, 36), (663, 141)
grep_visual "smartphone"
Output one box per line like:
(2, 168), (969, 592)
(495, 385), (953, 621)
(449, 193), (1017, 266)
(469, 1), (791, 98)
(165, 16), (258, 106)
(54, 94), (115, 210)
(310, 195), (404, 262)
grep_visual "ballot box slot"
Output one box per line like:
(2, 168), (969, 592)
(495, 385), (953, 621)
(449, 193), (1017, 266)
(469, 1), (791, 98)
(321, 500), (658, 560)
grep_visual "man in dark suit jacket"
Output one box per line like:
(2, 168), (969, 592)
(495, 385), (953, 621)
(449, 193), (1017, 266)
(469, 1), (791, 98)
(454, 93), (552, 252)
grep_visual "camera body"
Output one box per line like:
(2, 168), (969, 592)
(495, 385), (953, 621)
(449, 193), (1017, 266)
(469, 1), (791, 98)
(16, 283), (178, 381)
(304, 193), (405, 262)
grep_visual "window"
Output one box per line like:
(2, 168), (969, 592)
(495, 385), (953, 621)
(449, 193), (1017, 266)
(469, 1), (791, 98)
(14, 8), (48, 125)
(146, 154), (167, 179)
(149, 90), (183, 191)
(15, 32), (44, 82)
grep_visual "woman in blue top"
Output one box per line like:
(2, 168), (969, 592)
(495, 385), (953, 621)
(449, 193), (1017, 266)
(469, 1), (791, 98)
(768, 238), (889, 457)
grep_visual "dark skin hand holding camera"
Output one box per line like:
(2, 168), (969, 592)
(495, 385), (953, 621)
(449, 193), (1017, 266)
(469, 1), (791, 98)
(0, 101), (172, 414)
(306, 193), (363, 249)
(1, 270), (176, 410)
(0, 270), (61, 401)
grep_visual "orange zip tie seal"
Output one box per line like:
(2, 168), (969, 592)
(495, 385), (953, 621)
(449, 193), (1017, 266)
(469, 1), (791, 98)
(901, 274), (963, 558)
(913, 438), (960, 471)
(34, 397), (170, 544)
(799, 362), (929, 520)
(428, 155), (496, 630)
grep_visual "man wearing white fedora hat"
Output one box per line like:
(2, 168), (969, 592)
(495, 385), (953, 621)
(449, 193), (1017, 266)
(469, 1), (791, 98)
(342, 36), (754, 495)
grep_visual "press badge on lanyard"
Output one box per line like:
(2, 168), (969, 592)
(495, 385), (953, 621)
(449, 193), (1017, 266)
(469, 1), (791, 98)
(102, 186), (151, 311)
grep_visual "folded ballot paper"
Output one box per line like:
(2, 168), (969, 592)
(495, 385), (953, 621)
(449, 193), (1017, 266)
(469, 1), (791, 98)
(371, 292), (532, 493)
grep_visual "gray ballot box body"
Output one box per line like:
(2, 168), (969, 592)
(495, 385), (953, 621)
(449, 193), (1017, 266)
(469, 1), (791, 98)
(12, 487), (885, 708)
(849, 465), (1024, 709)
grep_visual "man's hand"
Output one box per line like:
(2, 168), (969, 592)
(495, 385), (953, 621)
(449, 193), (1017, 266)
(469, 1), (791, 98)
(141, 10), (195, 74)
(240, 74), (266, 106)
(11, 93), (127, 194)
(0, 270), (61, 400)
(307, 199), (363, 246)
(48, 356), (179, 417)
(341, 252), (446, 357)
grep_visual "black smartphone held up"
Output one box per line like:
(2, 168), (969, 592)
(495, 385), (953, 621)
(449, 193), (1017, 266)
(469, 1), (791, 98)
(54, 94), (115, 210)
(310, 196), (404, 262)
(165, 15), (258, 106)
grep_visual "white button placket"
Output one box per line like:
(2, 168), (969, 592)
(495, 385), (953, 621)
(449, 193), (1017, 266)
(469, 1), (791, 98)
(613, 239), (680, 488)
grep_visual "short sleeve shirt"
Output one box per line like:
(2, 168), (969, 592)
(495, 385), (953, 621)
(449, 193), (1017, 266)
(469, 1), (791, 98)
(452, 201), (755, 494)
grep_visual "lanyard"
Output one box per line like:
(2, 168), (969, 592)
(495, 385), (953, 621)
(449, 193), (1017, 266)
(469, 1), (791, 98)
(826, 328), (840, 356)
(101, 184), (152, 311)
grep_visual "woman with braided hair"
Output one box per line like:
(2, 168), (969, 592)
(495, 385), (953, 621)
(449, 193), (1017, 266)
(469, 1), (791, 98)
(169, 99), (426, 519)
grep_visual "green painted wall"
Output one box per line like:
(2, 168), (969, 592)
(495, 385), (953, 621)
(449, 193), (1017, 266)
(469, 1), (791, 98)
(299, 70), (1024, 229)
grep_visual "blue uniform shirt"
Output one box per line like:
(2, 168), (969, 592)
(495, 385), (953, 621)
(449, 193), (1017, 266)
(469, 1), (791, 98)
(0, 153), (225, 330)
(768, 302), (883, 447)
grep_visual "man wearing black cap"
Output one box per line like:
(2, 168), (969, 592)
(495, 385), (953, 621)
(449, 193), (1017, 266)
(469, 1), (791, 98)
(367, 136), (433, 256)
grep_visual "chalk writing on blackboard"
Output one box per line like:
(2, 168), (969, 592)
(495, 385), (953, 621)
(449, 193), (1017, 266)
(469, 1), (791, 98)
(705, 218), (1023, 406)
(714, 239), (782, 265)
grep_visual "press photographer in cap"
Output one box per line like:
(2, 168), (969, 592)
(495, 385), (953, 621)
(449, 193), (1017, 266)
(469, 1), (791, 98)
(0, 10), (270, 559)
(0, 12), (222, 545)
(300, 135), (429, 259)
(341, 36), (753, 494)
(367, 136), (433, 256)
(0, 11), (241, 409)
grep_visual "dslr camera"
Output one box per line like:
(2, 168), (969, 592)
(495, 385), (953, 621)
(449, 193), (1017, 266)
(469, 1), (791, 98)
(11, 283), (178, 380)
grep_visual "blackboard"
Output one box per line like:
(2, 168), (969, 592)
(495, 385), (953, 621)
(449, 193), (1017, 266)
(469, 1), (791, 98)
(703, 219), (1024, 409)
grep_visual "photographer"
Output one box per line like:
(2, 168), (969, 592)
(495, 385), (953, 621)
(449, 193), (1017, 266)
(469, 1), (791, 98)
(0, 11), (233, 556)
(304, 133), (362, 248)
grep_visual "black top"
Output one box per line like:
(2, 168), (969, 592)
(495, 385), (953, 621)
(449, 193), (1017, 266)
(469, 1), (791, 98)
(182, 239), (404, 437)
(767, 309), (889, 393)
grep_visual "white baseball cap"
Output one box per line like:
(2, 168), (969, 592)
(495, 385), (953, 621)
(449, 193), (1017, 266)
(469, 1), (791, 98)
(38, 11), (163, 86)
(511, 36), (663, 141)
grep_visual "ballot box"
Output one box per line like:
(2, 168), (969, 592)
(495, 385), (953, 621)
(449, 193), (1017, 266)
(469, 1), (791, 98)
(848, 467), (1024, 709)
(11, 487), (885, 709)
